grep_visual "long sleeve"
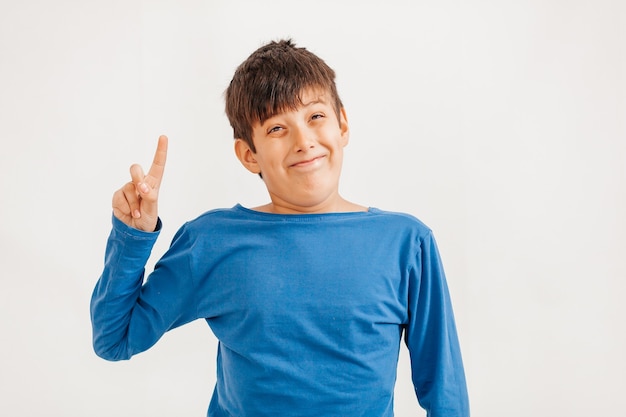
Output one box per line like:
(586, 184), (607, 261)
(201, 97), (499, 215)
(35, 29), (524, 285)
(405, 231), (470, 417)
(90, 215), (198, 361)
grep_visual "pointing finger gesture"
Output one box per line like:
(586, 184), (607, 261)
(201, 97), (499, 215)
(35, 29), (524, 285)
(112, 135), (168, 231)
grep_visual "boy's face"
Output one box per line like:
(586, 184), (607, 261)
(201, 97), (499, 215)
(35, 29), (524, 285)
(235, 88), (350, 214)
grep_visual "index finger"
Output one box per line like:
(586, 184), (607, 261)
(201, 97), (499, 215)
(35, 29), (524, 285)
(147, 135), (168, 183)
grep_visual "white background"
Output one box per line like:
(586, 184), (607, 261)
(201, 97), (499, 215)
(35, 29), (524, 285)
(1, 1), (624, 416)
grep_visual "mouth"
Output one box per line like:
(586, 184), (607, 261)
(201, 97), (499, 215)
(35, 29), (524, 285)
(290, 155), (326, 168)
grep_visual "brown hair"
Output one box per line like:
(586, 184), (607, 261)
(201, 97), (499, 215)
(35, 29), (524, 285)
(224, 39), (343, 152)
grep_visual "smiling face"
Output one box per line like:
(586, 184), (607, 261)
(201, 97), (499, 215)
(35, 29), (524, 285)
(235, 89), (352, 214)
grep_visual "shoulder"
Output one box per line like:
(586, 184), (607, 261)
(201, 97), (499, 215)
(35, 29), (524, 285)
(191, 205), (245, 223)
(173, 205), (248, 236)
(366, 207), (433, 237)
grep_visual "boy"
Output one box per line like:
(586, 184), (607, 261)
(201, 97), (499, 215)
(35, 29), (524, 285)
(91, 39), (469, 416)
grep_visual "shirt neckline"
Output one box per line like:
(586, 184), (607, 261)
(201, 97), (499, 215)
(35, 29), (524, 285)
(234, 203), (378, 220)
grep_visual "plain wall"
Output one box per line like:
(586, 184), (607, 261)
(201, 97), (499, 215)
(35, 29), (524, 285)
(0, 1), (624, 415)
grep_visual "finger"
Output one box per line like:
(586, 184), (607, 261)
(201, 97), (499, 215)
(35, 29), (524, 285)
(147, 135), (168, 185)
(112, 183), (140, 220)
(128, 165), (149, 219)
(122, 181), (142, 219)
(112, 188), (132, 218)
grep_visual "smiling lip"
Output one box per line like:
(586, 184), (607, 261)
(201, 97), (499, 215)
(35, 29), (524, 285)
(290, 155), (325, 167)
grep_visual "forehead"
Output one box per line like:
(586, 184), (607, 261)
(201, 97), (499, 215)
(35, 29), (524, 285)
(298, 88), (329, 106)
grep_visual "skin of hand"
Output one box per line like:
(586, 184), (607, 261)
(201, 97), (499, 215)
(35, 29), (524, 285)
(112, 135), (168, 232)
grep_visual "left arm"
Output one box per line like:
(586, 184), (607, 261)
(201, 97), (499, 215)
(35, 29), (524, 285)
(405, 231), (470, 417)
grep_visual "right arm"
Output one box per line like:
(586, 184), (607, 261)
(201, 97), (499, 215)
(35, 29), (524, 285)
(90, 215), (162, 360)
(90, 136), (196, 360)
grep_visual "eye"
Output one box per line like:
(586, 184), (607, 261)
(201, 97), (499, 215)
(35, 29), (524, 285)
(311, 113), (324, 120)
(268, 125), (283, 134)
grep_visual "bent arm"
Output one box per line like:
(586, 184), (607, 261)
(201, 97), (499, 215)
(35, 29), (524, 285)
(90, 215), (196, 361)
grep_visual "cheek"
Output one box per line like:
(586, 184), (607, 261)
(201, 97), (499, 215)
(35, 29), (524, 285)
(256, 155), (285, 178)
(327, 129), (348, 150)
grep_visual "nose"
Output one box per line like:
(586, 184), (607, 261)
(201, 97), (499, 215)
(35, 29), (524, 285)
(292, 124), (316, 152)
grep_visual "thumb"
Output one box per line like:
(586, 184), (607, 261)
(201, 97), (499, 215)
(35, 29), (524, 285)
(130, 163), (146, 191)
(130, 164), (151, 196)
(129, 164), (158, 218)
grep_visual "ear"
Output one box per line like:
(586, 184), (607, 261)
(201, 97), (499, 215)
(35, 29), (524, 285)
(339, 107), (350, 146)
(234, 139), (261, 174)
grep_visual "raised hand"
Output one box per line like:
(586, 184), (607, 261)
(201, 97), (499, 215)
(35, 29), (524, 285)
(112, 135), (168, 232)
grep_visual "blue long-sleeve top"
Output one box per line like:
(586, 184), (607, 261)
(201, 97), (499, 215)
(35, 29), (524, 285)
(91, 205), (469, 416)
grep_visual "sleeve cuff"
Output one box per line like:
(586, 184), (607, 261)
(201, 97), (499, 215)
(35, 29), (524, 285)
(111, 214), (162, 238)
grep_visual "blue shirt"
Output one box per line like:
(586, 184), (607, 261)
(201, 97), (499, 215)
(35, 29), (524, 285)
(91, 205), (469, 416)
